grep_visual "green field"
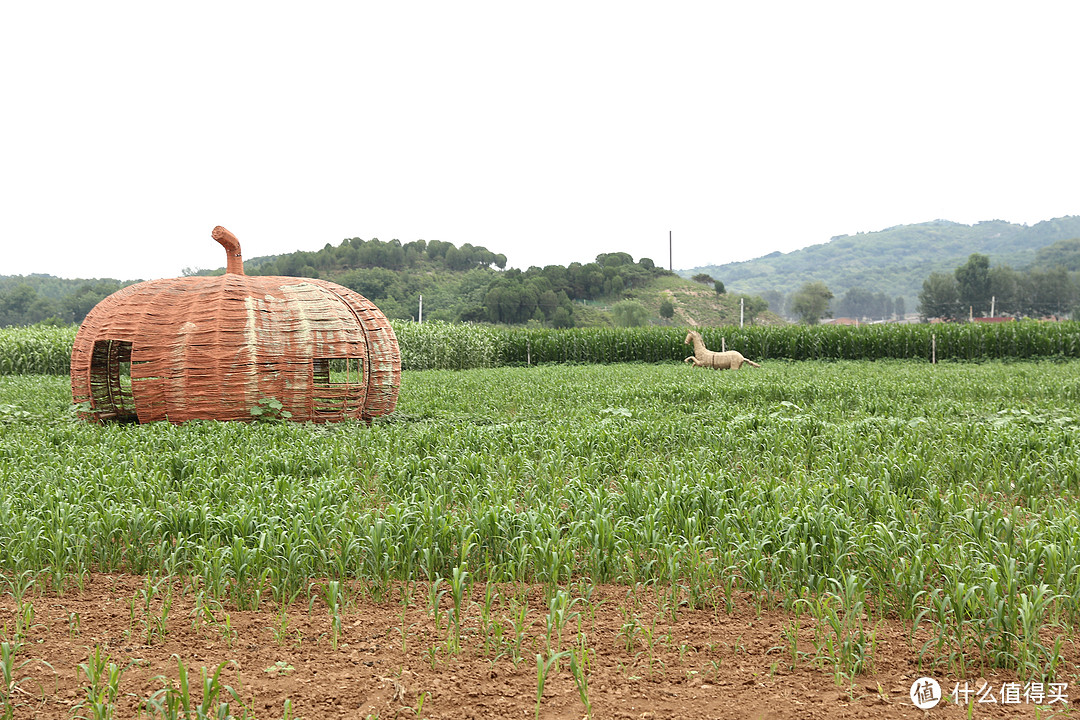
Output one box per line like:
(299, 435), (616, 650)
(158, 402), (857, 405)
(2, 360), (1079, 689)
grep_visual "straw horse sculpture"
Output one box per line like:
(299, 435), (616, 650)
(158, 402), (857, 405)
(684, 330), (761, 370)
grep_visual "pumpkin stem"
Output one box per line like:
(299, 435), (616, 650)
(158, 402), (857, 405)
(212, 226), (245, 275)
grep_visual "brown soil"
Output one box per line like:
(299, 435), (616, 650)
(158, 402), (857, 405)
(2, 575), (1074, 719)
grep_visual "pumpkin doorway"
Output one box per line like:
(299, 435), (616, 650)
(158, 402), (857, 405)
(312, 357), (365, 417)
(88, 339), (137, 423)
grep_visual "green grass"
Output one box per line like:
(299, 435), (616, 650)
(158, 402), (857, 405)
(1, 361), (1079, 681)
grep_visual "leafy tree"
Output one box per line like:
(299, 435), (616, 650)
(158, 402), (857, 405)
(790, 281), (833, 324)
(836, 287), (875, 320)
(692, 273), (716, 286)
(611, 300), (649, 327)
(443, 246), (468, 271)
(837, 288), (896, 321)
(880, 295), (894, 320)
(714, 281), (725, 295)
(426, 240), (451, 261)
(760, 289), (785, 317)
(1023, 267), (1076, 317)
(894, 296), (906, 320)
(730, 294), (768, 324)
(659, 299), (675, 320)
(537, 290), (559, 318)
(551, 306), (574, 328)
(918, 272), (959, 319)
(955, 253), (991, 316)
(988, 265), (1020, 316)
(596, 252), (633, 268)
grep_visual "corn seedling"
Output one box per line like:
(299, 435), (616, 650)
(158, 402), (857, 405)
(534, 650), (570, 720)
(569, 644), (592, 718)
(323, 580), (343, 651)
(74, 645), (126, 720)
(143, 657), (232, 720)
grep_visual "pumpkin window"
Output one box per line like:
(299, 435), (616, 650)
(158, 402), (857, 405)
(88, 340), (137, 423)
(313, 357), (364, 416)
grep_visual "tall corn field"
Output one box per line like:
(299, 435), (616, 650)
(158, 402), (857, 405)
(0, 324), (76, 375)
(5, 321), (1080, 375)
(393, 321), (502, 370)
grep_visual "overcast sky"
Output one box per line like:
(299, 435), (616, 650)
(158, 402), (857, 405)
(3, 2), (1079, 281)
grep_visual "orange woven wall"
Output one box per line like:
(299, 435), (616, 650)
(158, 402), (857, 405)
(70, 227), (400, 424)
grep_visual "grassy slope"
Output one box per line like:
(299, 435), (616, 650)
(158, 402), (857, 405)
(626, 275), (783, 326)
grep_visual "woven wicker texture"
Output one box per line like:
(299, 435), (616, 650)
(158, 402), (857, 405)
(71, 227), (400, 423)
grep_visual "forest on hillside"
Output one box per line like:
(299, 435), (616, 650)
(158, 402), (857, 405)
(9, 220), (1080, 329)
(688, 216), (1080, 308)
(0, 237), (674, 328)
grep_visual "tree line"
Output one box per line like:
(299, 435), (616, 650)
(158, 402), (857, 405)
(918, 253), (1078, 320)
(241, 237), (509, 277)
(756, 282), (905, 325)
(0, 238), (673, 329)
(0, 278), (128, 327)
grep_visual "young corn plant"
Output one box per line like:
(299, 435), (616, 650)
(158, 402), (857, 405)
(808, 575), (879, 684)
(569, 634), (593, 718)
(508, 600), (530, 666)
(143, 657), (233, 720)
(74, 645), (126, 720)
(323, 580), (343, 651)
(0, 642), (43, 720)
(544, 589), (581, 653)
(447, 566), (470, 655)
(534, 650), (570, 720)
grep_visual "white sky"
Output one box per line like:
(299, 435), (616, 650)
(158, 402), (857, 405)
(3, 2), (1079, 280)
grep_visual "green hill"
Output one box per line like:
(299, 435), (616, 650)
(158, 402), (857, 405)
(2, 238), (768, 328)
(624, 275), (780, 327)
(686, 216), (1080, 309)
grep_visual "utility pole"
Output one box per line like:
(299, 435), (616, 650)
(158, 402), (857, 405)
(991, 295), (996, 317)
(419, 295), (423, 324)
(740, 297), (744, 328)
(669, 230), (672, 272)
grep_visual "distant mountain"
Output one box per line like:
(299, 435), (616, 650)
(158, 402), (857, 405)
(684, 216), (1080, 306)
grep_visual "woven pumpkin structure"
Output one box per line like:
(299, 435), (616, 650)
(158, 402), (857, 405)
(71, 226), (400, 424)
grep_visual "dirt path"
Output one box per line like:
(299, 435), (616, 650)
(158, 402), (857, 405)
(664, 289), (699, 327)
